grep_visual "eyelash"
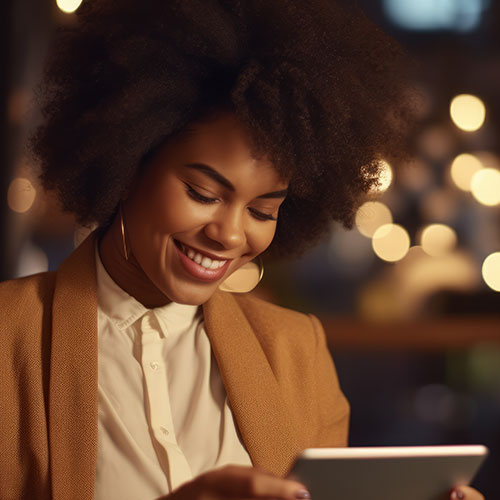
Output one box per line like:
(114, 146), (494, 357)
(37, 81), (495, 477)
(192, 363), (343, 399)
(184, 183), (277, 222)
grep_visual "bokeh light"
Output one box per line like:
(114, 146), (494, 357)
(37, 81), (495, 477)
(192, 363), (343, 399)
(370, 160), (393, 194)
(7, 177), (36, 213)
(450, 94), (486, 132)
(399, 247), (478, 294)
(470, 168), (500, 206)
(420, 224), (457, 257)
(482, 252), (500, 292)
(355, 201), (393, 238)
(56, 0), (83, 14)
(372, 223), (410, 262)
(450, 153), (483, 191)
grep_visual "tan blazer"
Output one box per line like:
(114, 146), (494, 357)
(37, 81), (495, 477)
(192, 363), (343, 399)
(0, 233), (349, 500)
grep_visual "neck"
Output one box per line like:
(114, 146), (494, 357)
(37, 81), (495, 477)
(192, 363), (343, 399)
(98, 214), (172, 308)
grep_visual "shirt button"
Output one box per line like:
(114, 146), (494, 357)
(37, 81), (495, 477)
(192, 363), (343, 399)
(150, 361), (160, 371)
(160, 426), (169, 436)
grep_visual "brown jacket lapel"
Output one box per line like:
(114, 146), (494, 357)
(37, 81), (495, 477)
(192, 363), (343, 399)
(203, 291), (300, 477)
(49, 234), (98, 500)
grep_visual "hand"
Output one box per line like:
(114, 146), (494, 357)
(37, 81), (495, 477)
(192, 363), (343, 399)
(159, 464), (311, 500)
(450, 486), (485, 500)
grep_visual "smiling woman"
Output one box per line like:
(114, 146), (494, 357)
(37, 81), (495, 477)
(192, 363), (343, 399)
(0, 1), (483, 500)
(101, 113), (288, 307)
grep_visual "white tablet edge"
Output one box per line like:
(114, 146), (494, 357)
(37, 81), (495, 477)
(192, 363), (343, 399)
(300, 445), (489, 460)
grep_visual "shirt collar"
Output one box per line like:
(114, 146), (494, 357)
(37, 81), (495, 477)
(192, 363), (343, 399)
(95, 243), (199, 331)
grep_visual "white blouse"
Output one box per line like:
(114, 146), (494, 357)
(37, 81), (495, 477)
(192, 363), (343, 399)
(94, 247), (252, 500)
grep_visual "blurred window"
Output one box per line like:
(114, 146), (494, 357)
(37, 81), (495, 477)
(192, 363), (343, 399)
(383, 0), (489, 32)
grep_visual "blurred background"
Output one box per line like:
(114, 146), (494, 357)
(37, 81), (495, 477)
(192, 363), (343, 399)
(1, 0), (499, 496)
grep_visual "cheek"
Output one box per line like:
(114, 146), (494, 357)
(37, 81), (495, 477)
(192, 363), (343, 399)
(133, 182), (204, 236)
(247, 222), (278, 255)
(158, 193), (213, 236)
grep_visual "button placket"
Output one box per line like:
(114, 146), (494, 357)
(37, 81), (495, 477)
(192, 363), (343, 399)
(139, 313), (193, 489)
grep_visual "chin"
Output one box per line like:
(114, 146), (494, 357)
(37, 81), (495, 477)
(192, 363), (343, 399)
(163, 283), (218, 306)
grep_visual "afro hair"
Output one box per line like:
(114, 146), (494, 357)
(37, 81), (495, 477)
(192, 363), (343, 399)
(31, 0), (413, 257)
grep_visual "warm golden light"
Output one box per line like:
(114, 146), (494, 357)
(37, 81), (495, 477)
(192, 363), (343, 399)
(420, 224), (457, 257)
(355, 201), (393, 238)
(450, 94), (486, 132)
(7, 177), (36, 213)
(370, 160), (393, 194)
(56, 0), (83, 14)
(450, 153), (483, 192)
(372, 223), (410, 262)
(470, 168), (500, 206)
(482, 252), (500, 292)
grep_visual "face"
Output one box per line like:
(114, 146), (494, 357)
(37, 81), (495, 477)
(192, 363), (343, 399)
(123, 113), (288, 305)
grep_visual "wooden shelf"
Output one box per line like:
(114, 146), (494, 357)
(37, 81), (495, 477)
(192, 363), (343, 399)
(320, 316), (500, 351)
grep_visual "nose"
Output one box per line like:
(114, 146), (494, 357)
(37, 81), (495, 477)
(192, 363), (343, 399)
(204, 206), (246, 251)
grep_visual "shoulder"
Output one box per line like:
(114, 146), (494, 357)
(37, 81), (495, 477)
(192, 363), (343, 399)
(0, 271), (57, 301)
(234, 292), (315, 325)
(231, 293), (322, 349)
(0, 272), (57, 329)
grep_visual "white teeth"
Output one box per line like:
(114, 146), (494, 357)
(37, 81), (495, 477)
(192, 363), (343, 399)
(181, 244), (227, 270)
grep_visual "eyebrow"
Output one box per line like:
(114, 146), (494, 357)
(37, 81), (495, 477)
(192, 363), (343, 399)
(184, 163), (288, 199)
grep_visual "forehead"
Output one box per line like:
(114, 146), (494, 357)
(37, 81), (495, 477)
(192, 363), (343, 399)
(159, 113), (288, 187)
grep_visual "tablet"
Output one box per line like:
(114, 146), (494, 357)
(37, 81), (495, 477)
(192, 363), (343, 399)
(288, 445), (488, 500)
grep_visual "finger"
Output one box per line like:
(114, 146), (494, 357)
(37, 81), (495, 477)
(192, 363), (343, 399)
(450, 486), (485, 500)
(204, 465), (311, 499)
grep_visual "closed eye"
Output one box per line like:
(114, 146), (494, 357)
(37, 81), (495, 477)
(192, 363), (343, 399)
(248, 207), (277, 221)
(184, 183), (219, 204)
(185, 182), (277, 221)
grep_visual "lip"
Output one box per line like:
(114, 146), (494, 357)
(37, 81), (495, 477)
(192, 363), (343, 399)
(173, 240), (232, 282)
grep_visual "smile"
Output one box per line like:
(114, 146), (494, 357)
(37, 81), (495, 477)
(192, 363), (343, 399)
(173, 240), (232, 282)
(182, 244), (227, 269)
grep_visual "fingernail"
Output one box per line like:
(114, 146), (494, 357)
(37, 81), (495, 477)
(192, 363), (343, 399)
(295, 489), (311, 499)
(451, 489), (465, 500)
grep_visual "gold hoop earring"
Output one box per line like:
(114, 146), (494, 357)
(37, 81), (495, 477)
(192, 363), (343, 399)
(119, 202), (129, 261)
(219, 257), (264, 293)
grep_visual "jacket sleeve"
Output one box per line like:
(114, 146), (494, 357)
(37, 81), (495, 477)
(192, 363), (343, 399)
(309, 314), (350, 448)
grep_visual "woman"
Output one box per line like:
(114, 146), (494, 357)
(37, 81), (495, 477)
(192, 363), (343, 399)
(0, 0), (483, 499)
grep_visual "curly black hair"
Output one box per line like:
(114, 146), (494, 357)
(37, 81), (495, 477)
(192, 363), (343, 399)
(31, 0), (412, 257)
